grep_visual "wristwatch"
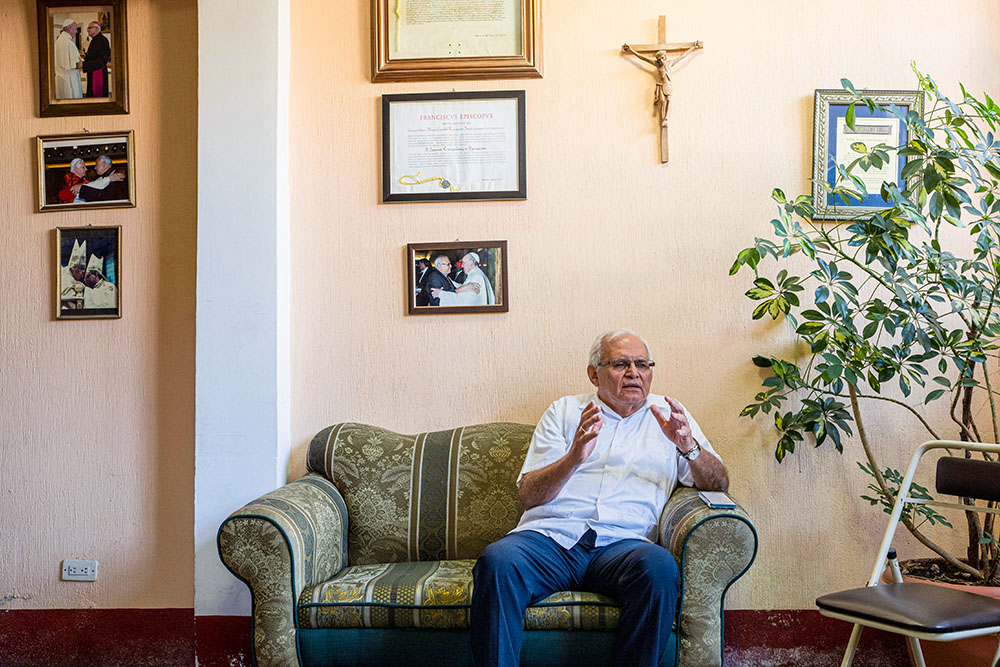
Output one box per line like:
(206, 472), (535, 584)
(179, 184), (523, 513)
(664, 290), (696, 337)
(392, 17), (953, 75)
(680, 443), (702, 461)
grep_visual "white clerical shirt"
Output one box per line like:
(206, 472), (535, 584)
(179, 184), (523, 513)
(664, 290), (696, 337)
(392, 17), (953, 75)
(511, 392), (721, 549)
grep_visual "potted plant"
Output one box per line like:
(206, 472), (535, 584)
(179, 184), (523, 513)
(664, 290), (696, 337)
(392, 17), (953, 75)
(730, 66), (999, 661)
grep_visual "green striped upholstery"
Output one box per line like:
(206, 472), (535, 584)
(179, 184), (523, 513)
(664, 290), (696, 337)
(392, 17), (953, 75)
(307, 422), (531, 565)
(298, 559), (620, 631)
(220, 422), (758, 667)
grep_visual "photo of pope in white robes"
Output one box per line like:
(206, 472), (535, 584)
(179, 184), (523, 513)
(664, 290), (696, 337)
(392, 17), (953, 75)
(56, 227), (121, 319)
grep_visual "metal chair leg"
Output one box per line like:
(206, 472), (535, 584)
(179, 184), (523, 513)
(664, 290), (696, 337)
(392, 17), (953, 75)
(887, 552), (926, 667)
(840, 624), (862, 667)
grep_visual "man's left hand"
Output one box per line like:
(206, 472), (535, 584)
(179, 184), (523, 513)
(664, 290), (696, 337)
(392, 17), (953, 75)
(650, 396), (696, 455)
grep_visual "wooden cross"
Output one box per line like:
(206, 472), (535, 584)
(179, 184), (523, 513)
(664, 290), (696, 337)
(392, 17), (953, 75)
(622, 16), (703, 163)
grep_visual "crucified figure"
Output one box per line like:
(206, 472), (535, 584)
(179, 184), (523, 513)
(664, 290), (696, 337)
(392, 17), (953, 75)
(621, 41), (701, 129)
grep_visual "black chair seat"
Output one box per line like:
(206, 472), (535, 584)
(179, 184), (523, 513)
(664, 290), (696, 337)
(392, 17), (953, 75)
(816, 582), (1000, 634)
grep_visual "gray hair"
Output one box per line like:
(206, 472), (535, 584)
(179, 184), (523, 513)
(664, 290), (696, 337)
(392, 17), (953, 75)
(96, 155), (112, 167)
(588, 329), (651, 367)
(70, 157), (85, 170)
(433, 255), (451, 270)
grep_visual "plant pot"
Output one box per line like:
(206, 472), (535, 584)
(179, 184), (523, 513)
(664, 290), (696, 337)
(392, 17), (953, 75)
(880, 562), (1000, 666)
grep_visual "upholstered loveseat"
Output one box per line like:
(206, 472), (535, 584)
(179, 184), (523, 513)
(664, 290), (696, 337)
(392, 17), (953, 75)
(218, 422), (757, 667)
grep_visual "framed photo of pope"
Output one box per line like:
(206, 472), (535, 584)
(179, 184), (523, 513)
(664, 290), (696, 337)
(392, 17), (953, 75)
(407, 241), (508, 315)
(36, 0), (129, 117)
(55, 226), (121, 320)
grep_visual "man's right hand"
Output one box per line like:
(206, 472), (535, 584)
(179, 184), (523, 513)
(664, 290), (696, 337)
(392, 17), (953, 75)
(569, 401), (602, 464)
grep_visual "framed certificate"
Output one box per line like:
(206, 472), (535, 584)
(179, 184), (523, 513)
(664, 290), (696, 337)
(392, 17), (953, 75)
(371, 0), (541, 82)
(812, 89), (924, 220)
(382, 91), (526, 203)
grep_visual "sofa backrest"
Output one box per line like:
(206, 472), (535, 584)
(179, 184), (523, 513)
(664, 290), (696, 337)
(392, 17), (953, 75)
(307, 422), (534, 566)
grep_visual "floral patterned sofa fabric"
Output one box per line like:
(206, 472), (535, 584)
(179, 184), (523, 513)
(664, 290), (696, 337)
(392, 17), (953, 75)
(220, 422), (758, 667)
(297, 558), (622, 631)
(306, 422), (530, 564)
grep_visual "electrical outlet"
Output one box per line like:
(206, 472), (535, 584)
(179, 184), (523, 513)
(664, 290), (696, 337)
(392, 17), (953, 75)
(61, 559), (98, 581)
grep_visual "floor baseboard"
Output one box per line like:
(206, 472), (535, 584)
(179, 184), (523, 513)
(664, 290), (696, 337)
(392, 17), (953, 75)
(0, 608), (905, 666)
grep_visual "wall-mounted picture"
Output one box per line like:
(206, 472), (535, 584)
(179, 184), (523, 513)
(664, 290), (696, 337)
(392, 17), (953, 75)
(55, 225), (121, 319)
(37, 130), (135, 212)
(371, 0), (541, 82)
(36, 0), (128, 116)
(812, 88), (924, 220)
(408, 241), (508, 314)
(383, 91), (526, 203)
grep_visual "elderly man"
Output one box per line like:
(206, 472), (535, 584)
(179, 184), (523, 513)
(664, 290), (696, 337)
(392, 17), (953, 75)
(423, 255), (479, 306)
(59, 239), (87, 309)
(76, 155), (126, 202)
(54, 19), (83, 99)
(434, 252), (495, 306)
(83, 253), (117, 309)
(471, 329), (729, 667)
(82, 20), (111, 98)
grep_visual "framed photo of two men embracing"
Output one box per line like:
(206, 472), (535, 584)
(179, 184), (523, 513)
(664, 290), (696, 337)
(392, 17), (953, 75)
(36, 0), (129, 117)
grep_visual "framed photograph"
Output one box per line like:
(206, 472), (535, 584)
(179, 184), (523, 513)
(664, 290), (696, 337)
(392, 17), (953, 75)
(812, 89), (924, 220)
(37, 130), (135, 212)
(408, 241), (508, 314)
(55, 225), (121, 319)
(371, 0), (541, 82)
(382, 91), (526, 203)
(36, 0), (128, 116)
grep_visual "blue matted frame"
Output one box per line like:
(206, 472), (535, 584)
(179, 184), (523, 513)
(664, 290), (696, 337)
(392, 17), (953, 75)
(811, 89), (924, 221)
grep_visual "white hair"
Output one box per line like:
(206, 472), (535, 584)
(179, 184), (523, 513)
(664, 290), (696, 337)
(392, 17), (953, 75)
(96, 154), (112, 167)
(588, 329), (651, 367)
(70, 158), (85, 170)
(433, 255), (451, 270)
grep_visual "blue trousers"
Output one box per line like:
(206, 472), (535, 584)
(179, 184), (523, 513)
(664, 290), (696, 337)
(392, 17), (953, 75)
(470, 528), (680, 667)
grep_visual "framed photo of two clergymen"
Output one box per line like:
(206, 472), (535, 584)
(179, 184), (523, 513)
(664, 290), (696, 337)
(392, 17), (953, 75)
(37, 130), (136, 212)
(55, 225), (121, 319)
(36, 0), (129, 117)
(408, 241), (508, 315)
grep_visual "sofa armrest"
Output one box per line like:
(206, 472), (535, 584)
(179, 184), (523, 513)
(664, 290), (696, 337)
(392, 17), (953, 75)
(217, 473), (349, 667)
(658, 487), (757, 667)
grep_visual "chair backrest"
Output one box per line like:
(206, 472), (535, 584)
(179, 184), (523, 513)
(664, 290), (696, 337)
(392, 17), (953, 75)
(307, 421), (534, 566)
(936, 456), (1000, 502)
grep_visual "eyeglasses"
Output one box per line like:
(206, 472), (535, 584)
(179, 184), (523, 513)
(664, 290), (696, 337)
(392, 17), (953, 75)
(596, 359), (655, 372)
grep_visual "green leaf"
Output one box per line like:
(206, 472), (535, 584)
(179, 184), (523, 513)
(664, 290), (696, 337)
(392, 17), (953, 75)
(924, 389), (946, 404)
(850, 141), (868, 154)
(846, 103), (856, 130)
(752, 356), (773, 368)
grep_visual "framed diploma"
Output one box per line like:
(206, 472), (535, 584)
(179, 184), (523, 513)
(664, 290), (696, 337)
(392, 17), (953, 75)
(36, 0), (129, 117)
(55, 225), (122, 319)
(812, 89), (924, 221)
(408, 241), (508, 315)
(371, 0), (541, 82)
(382, 91), (526, 203)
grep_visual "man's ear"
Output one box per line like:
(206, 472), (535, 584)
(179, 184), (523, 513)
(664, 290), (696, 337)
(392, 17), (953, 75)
(587, 365), (598, 387)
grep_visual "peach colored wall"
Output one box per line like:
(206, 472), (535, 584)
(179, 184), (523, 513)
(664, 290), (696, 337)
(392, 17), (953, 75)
(0, 0), (196, 608)
(289, 0), (1000, 609)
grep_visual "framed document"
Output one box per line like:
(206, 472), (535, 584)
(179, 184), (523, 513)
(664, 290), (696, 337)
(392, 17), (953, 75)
(812, 89), (924, 220)
(382, 91), (526, 203)
(36, 0), (129, 117)
(371, 0), (541, 82)
(408, 241), (508, 315)
(37, 130), (136, 212)
(55, 225), (122, 319)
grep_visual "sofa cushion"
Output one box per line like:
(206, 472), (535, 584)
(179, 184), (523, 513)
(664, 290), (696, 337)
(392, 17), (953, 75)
(298, 559), (621, 631)
(307, 423), (533, 566)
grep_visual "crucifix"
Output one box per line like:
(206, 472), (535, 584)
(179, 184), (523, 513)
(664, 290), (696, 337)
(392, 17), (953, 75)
(622, 16), (703, 163)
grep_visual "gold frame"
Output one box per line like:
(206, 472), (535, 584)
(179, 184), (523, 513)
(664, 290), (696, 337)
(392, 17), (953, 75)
(54, 225), (122, 320)
(371, 0), (542, 82)
(37, 130), (136, 212)
(36, 0), (129, 117)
